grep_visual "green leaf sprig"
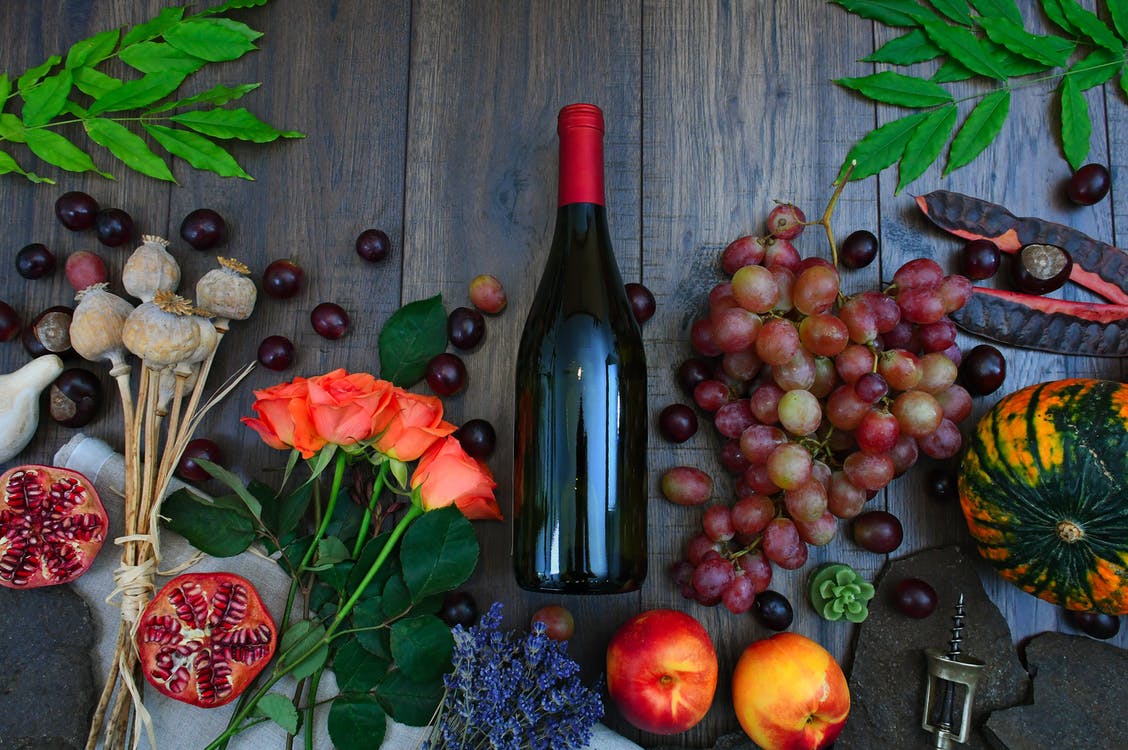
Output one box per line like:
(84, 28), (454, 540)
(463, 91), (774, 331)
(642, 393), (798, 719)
(832, 0), (1127, 192)
(0, 0), (302, 184)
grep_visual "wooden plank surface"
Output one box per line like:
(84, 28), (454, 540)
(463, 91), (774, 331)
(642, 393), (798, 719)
(0, 1), (1125, 748)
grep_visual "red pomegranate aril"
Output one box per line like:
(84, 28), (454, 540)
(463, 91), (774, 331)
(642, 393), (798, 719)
(55, 190), (99, 231)
(426, 352), (468, 397)
(448, 306), (486, 350)
(177, 439), (225, 482)
(355, 229), (391, 262)
(626, 282), (656, 324)
(311, 302), (350, 339)
(257, 335), (296, 371)
(180, 208), (227, 250)
(262, 260), (304, 299)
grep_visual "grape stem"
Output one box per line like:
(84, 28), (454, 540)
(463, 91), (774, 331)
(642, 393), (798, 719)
(804, 160), (857, 269)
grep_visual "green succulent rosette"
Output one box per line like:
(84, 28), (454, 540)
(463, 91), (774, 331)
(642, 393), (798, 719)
(809, 563), (875, 623)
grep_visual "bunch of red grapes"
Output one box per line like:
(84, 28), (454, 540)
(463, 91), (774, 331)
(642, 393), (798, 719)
(668, 203), (975, 615)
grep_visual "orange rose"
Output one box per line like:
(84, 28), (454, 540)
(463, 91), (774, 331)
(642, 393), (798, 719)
(411, 436), (502, 521)
(305, 369), (394, 446)
(241, 378), (326, 458)
(371, 388), (456, 461)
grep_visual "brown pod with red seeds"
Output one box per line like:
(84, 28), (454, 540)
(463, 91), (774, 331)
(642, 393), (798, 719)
(137, 572), (276, 708)
(0, 465), (107, 588)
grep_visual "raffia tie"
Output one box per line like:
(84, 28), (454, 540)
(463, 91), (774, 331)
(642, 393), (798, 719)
(107, 533), (158, 628)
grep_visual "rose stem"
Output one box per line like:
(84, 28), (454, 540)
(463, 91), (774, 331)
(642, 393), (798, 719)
(351, 463), (389, 558)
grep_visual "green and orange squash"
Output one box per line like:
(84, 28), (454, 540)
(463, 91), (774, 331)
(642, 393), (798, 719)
(959, 378), (1128, 615)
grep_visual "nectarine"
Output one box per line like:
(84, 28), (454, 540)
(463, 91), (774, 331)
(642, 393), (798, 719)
(732, 632), (849, 750)
(606, 609), (718, 734)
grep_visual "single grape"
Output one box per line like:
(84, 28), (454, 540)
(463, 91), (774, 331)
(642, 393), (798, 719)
(731, 264), (779, 313)
(439, 591), (478, 627)
(766, 203), (806, 240)
(737, 550), (773, 593)
(766, 442), (812, 490)
(894, 578), (938, 618)
(852, 510), (904, 553)
(959, 344), (1006, 395)
(723, 574), (756, 614)
(64, 250), (108, 290)
(961, 239), (1001, 280)
(772, 349), (817, 392)
(355, 228), (391, 262)
(690, 318), (722, 357)
(916, 352), (959, 394)
(531, 605), (575, 641)
(896, 287), (946, 325)
(693, 379), (730, 412)
(794, 511), (837, 546)
(739, 424), (787, 464)
(684, 533), (719, 566)
(95, 208), (134, 247)
(783, 479), (828, 523)
(892, 390), (943, 438)
(1066, 163), (1111, 206)
(176, 438), (224, 482)
(748, 382), (784, 424)
(879, 349), (923, 392)
(469, 274), (507, 314)
(1064, 609), (1121, 639)
(732, 494), (776, 538)
(425, 352), (468, 396)
(893, 258), (944, 291)
(719, 439), (750, 475)
(919, 319), (958, 353)
(843, 451), (895, 492)
(752, 590), (793, 631)
(756, 318), (801, 365)
(860, 291), (902, 333)
(825, 384), (869, 431)
(827, 471), (868, 519)
(311, 302), (350, 339)
(854, 372), (888, 404)
(888, 433), (920, 477)
(677, 357), (714, 395)
(455, 418), (496, 460)
(711, 307), (762, 352)
(793, 265), (839, 315)
(917, 418), (962, 460)
(721, 348), (762, 383)
(936, 384), (973, 423)
(856, 408), (900, 454)
(180, 208), (227, 250)
(840, 230), (878, 269)
(720, 235), (766, 275)
(743, 463), (782, 495)
(257, 335), (296, 371)
(660, 466), (714, 507)
(16, 243), (56, 279)
(0, 301), (20, 342)
(626, 282), (656, 324)
(763, 237), (801, 272)
(777, 389), (821, 436)
(692, 556), (735, 599)
(702, 505), (736, 542)
(262, 259), (304, 299)
(55, 190), (99, 231)
(839, 296), (878, 344)
(713, 399), (755, 438)
(937, 274), (973, 313)
(835, 344), (876, 384)
(658, 403), (698, 443)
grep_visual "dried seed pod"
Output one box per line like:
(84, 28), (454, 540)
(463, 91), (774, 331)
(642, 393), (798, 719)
(122, 290), (201, 369)
(122, 235), (180, 303)
(70, 283), (135, 368)
(196, 257), (256, 324)
(187, 314), (219, 365)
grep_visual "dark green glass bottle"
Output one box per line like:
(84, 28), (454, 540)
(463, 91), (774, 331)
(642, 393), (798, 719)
(512, 103), (648, 594)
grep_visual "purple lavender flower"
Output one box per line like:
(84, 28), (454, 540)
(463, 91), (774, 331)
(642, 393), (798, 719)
(423, 602), (604, 750)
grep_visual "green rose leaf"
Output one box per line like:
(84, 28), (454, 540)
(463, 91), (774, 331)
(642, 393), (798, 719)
(830, 0), (934, 26)
(121, 6), (186, 47)
(18, 55), (62, 91)
(390, 615), (453, 682)
(970, 0), (1023, 25)
(922, 20), (1008, 79)
(143, 124), (253, 179)
(278, 620), (329, 680)
(119, 42), (208, 75)
(161, 488), (255, 557)
(147, 83), (262, 114)
(191, 458), (263, 519)
(838, 111), (930, 182)
(1068, 47), (1124, 91)
(333, 638), (390, 693)
(72, 67), (123, 98)
(897, 105), (957, 193)
(84, 118), (175, 182)
(24, 129), (110, 177)
(1060, 0), (1123, 51)
(21, 70), (72, 126)
(254, 693), (299, 735)
(314, 536), (351, 568)
(348, 532), (398, 597)
(376, 671), (444, 726)
(171, 107), (303, 142)
(164, 19), (258, 62)
(862, 29), (942, 64)
(835, 71), (953, 107)
(976, 16), (1075, 67)
(65, 29), (120, 69)
(929, 0), (973, 26)
(352, 600), (392, 657)
(401, 505), (478, 601)
(275, 482), (314, 538)
(328, 695), (386, 750)
(947, 89), (1010, 173)
(380, 574), (413, 620)
(89, 70), (186, 114)
(378, 294), (448, 386)
(1060, 76), (1091, 170)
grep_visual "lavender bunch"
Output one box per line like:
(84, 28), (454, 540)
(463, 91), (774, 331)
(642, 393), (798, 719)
(424, 602), (604, 750)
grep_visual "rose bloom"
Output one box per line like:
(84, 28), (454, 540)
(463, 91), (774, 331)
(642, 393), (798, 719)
(372, 388), (456, 461)
(241, 377), (327, 458)
(412, 436), (502, 521)
(305, 369), (394, 446)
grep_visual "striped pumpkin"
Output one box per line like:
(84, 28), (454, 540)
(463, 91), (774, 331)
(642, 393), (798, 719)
(959, 378), (1128, 615)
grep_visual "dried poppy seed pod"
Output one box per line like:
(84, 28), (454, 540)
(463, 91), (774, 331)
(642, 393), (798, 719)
(122, 290), (201, 369)
(196, 257), (256, 325)
(70, 283), (135, 369)
(122, 235), (181, 303)
(187, 314), (219, 365)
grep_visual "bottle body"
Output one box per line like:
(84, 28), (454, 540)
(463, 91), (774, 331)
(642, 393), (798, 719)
(512, 105), (648, 594)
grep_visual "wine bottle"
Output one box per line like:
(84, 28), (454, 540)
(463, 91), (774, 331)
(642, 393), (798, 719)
(512, 103), (648, 594)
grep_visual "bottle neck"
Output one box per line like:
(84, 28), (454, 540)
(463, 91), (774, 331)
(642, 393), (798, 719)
(558, 116), (605, 207)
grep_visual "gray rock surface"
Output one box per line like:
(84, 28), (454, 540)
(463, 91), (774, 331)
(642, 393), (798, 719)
(835, 546), (1030, 750)
(984, 631), (1128, 750)
(0, 584), (97, 750)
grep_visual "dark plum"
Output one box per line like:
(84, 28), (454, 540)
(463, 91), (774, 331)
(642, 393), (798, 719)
(257, 335), (296, 371)
(16, 243), (56, 279)
(180, 208), (227, 250)
(840, 230), (878, 270)
(893, 578), (938, 618)
(0, 301), (20, 342)
(752, 590), (793, 631)
(1066, 163), (1111, 206)
(658, 403), (698, 443)
(852, 510), (904, 553)
(960, 239), (1001, 280)
(455, 418), (496, 460)
(926, 467), (959, 503)
(439, 590), (478, 627)
(425, 352), (468, 396)
(95, 208), (135, 247)
(55, 191), (99, 231)
(447, 306), (486, 350)
(311, 302), (349, 339)
(262, 260), (304, 299)
(1064, 609), (1121, 639)
(625, 282), (656, 324)
(355, 229), (391, 262)
(176, 438), (225, 482)
(959, 344), (1006, 396)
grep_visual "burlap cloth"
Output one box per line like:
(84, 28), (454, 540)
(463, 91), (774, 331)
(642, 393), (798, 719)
(57, 433), (641, 750)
